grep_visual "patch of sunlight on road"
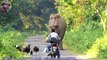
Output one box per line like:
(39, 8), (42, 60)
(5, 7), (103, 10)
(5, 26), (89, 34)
(76, 55), (107, 60)
(24, 54), (31, 57)
(76, 55), (93, 59)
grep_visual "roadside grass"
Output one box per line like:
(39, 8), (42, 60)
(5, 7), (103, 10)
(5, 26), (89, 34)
(63, 21), (107, 58)
(0, 28), (37, 60)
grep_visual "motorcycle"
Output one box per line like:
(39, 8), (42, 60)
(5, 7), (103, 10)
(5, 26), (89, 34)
(47, 43), (60, 59)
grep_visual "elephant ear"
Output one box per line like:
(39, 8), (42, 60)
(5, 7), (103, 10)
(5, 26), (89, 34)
(49, 14), (60, 28)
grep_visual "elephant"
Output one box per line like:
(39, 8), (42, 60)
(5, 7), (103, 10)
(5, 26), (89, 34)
(48, 13), (66, 50)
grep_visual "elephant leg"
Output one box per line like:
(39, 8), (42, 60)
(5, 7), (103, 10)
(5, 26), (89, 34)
(59, 40), (63, 50)
(59, 31), (65, 50)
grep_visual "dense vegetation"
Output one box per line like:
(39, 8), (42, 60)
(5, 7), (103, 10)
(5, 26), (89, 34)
(0, 0), (56, 59)
(0, 27), (37, 60)
(0, 0), (107, 59)
(55, 0), (107, 58)
(0, 28), (25, 60)
(0, 0), (57, 31)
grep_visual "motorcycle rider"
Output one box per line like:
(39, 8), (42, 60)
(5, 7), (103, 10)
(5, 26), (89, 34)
(46, 28), (60, 58)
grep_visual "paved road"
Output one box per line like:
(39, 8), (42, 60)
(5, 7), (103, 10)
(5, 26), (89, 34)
(25, 35), (89, 60)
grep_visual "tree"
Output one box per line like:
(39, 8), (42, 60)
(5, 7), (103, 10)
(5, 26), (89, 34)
(0, 0), (57, 31)
(55, 0), (107, 33)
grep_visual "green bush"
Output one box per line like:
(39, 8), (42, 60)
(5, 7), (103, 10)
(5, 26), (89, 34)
(0, 28), (28, 60)
(86, 34), (107, 58)
(63, 21), (103, 55)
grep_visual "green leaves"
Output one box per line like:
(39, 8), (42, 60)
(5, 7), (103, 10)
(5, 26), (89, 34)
(0, 28), (27, 59)
(0, 0), (57, 31)
(56, 0), (107, 32)
(63, 21), (103, 55)
(86, 34), (107, 58)
(64, 0), (77, 5)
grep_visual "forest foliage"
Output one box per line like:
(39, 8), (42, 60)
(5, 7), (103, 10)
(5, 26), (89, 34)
(0, 0), (57, 31)
(55, 0), (107, 58)
(0, 0), (107, 59)
(0, 0), (57, 59)
(0, 28), (25, 60)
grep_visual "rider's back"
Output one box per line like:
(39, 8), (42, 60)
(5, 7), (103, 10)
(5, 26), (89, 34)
(49, 32), (59, 39)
